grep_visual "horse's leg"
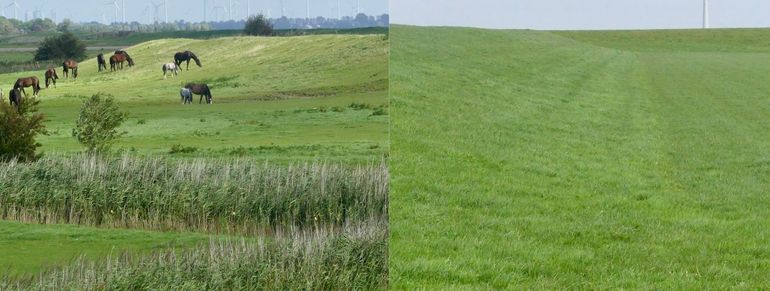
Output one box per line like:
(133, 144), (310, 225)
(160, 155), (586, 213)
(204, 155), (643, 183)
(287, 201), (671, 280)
(187, 60), (190, 70)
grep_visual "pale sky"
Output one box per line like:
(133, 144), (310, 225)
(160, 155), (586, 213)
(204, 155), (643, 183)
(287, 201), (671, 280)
(391, 0), (770, 30)
(1, 0), (388, 24)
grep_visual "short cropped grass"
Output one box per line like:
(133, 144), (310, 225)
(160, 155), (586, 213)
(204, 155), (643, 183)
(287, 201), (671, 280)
(391, 25), (770, 289)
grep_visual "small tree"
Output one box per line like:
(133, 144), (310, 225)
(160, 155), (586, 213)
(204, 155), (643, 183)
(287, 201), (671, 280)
(0, 97), (47, 162)
(72, 93), (127, 154)
(34, 31), (86, 61)
(244, 14), (274, 36)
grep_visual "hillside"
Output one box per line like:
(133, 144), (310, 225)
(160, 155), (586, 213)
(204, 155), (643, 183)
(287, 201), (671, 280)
(391, 25), (770, 288)
(0, 34), (389, 161)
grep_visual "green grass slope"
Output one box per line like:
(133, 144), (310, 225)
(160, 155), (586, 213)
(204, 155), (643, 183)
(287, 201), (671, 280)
(391, 25), (770, 288)
(0, 34), (388, 162)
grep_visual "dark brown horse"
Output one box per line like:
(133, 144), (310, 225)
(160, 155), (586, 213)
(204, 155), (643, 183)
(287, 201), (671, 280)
(174, 51), (202, 70)
(45, 68), (59, 88)
(97, 53), (107, 72)
(62, 59), (78, 79)
(14, 76), (41, 97)
(114, 50), (134, 67)
(8, 88), (22, 109)
(184, 83), (213, 104)
(110, 53), (133, 71)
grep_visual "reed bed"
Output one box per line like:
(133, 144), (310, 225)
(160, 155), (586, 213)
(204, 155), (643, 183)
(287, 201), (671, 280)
(0, 154), (388, 235)
(1, 220), (387, 290)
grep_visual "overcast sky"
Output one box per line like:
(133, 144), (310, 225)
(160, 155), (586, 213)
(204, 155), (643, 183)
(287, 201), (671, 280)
(391, 0), (770, 30)
(1, 0), (387, 24)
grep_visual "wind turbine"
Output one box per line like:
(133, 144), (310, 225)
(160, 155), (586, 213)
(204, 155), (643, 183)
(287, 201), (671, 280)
(702, 0), (709, 29)
(337, 0), (341, 19)
(151, 1), (163, 22)
(164, 0), (167, 23)
(143, 4), (151, 23)
(105, 0), (120, 23)
(122, 0), (126, 23)
(306, 0), (309, 19)
(5, 1), (19, 20)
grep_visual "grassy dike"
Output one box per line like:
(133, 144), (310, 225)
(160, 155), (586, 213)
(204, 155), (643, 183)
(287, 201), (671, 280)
(0, 34), (389, 162)
(390, 25), (770, 288)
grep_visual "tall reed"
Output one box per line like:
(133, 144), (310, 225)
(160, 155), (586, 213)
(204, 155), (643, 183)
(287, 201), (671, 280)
(0, 154), (388, 235)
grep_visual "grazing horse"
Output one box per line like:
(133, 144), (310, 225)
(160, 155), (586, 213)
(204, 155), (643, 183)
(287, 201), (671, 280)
(174, 51), (202, 70)
(114, 50), (135, 67)
(45, 68), (59, 88)
(8, 88), (22, 109)
(162, 63), (179, 79)
(62, 59), (78, 79)
(184, 83), (213, 104)
(97, 54), (107, 72)
(110, 54), (133, 71)
(13, 76), (41, 97)
(180, 88), (193, 104)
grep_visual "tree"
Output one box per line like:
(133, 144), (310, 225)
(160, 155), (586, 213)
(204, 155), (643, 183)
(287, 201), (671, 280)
(33, 31), (87, 61)
(72, 94), (127, 154)
(57, 18), (73, 32)
(244, 14), (273, 36)
(0, 96), (47, 162)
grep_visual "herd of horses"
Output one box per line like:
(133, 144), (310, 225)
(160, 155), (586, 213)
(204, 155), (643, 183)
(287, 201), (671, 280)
(4, 49), (212, 111)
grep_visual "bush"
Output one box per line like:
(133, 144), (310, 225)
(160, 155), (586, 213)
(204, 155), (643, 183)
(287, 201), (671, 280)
(349, 102), (373, 110)
(0, 97), (47, 162)
(168, 144), (197, 154)
(244, 14), (274, 36)
(34, 31), (87, 61)
(72, 93), (127, 154)
(371, 105), (388, 116)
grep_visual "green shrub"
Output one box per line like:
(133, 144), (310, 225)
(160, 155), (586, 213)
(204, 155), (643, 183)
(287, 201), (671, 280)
(72, 93), (128, 154)
(34, 31), (87, 61)
(0, 97), (47, 162)
(244, 14), (274, 36)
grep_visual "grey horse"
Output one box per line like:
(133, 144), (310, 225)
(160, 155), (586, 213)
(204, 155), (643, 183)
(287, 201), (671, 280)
(180, 88), (193, 104)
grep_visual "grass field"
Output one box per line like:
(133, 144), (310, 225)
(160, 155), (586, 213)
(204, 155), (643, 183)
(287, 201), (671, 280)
(0, 33), (388, 162)
(0, 31), (388, 287)
(390, 25), (770, 288)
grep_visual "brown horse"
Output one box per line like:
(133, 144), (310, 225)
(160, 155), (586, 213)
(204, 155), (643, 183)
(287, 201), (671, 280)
(110, 54), (131, 71)
(114, 50), (134, 67)
(184, 83), (213, 104)
(97, 53), (107, 72)
(13, 76), (41, 97)
(45, 68), (59, 88)
(62, 59), (78, 79)
(174, 51), (202, 70)
(8, 88), (22, 109)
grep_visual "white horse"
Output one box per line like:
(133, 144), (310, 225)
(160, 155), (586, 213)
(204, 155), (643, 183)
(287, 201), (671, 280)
(180, 88), (193, 104)
(162, 63), (179, 79)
